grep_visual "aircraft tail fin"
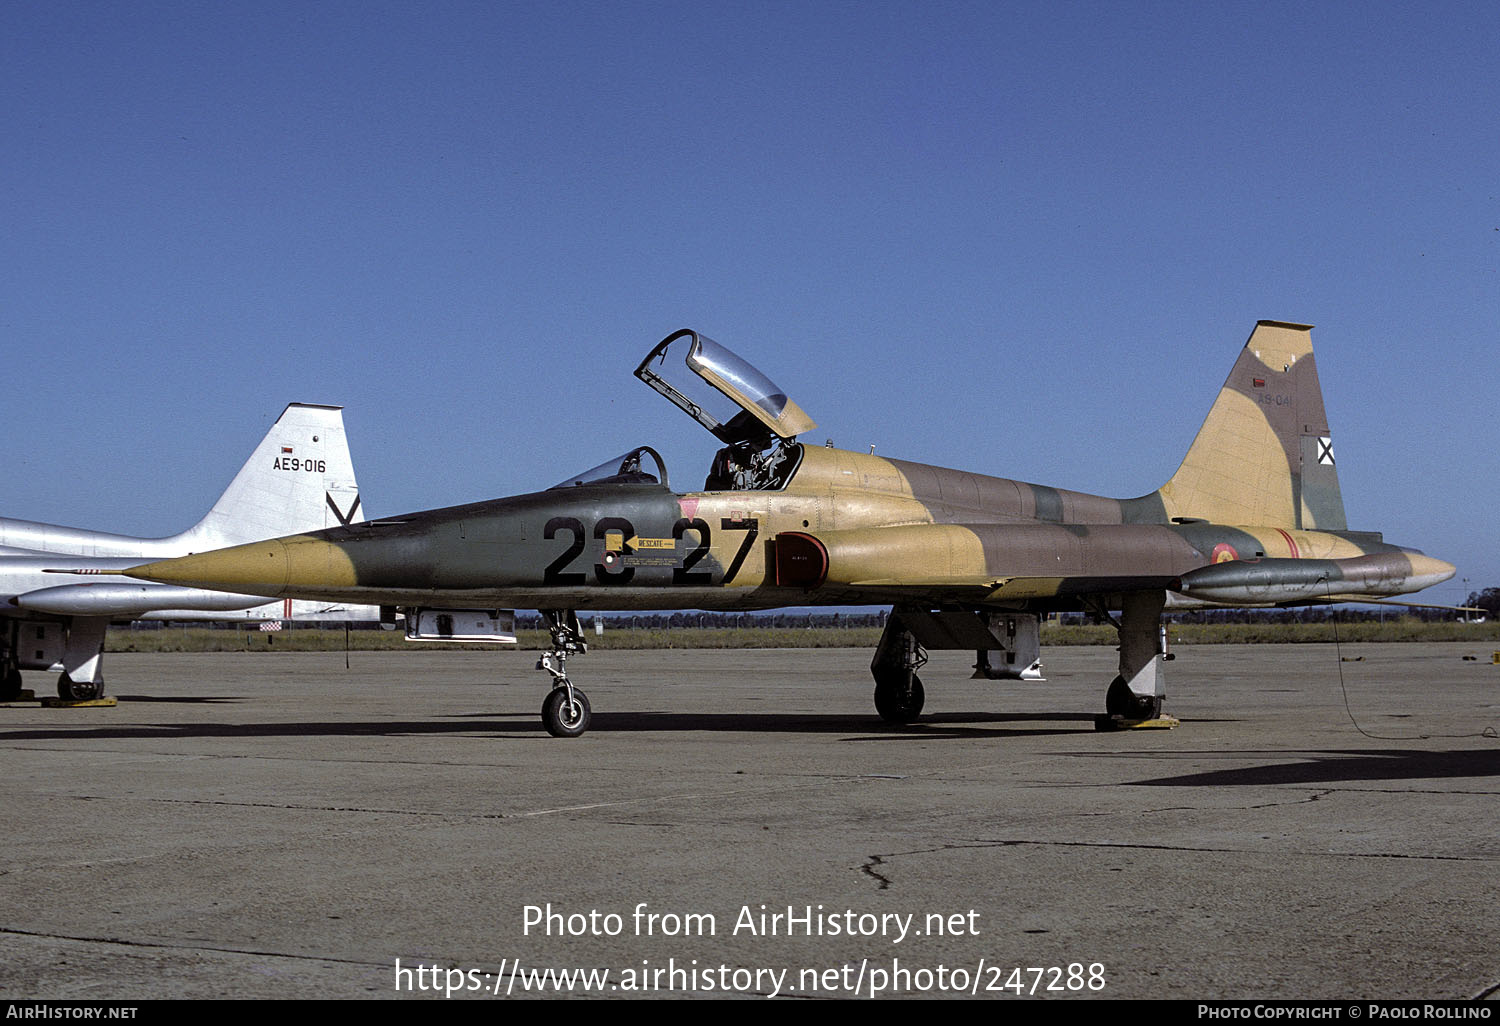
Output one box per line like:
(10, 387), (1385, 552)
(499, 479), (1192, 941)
(171, 404), (364, 550)
(1151, 321), (1347, 529)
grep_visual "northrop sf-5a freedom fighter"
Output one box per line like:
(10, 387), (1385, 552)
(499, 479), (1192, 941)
(121, 323), (1455, 736)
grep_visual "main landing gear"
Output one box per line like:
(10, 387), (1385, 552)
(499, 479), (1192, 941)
(57, 673), (105, 702)
(1, 618), (109, 704)
(0, 622), (21, 701)
(1102, 591), (1166, 722)
(537, 610), (591, 737)
(1, 662), (22, 702)
(870, 619), (927, 724)
(866, 597), (1172, 729)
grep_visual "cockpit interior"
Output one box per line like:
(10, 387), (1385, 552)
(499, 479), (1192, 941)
(552, 330), (816, 495)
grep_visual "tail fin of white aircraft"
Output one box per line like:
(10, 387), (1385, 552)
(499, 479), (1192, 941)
(170, 403), (364, 550)
(1151, 320), (1348, 530)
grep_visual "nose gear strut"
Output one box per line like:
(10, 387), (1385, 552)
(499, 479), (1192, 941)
(538, 609), (592, 737)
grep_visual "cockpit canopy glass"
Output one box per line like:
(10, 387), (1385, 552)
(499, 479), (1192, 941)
(549, 446), (669, 490)
(635, 329), (817, 448)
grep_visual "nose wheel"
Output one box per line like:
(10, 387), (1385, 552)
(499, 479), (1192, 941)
(537, 610), (592, 738)
(541, 685), (592, 738)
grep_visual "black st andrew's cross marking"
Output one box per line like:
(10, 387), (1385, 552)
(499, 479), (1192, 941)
(326, 492), (362, 526)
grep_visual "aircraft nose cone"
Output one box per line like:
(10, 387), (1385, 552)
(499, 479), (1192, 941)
(129, 536), (359, 596)
(1406, 553), (1456, 591)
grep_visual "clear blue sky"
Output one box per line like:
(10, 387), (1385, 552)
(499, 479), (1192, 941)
(4, 1), (1496, 602)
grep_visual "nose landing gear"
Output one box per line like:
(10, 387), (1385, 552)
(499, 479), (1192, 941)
(538, 610), (592, 737)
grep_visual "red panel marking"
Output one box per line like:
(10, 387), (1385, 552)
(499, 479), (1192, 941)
(1275, 528), (1299, 559)
(774, 532), (828, 589)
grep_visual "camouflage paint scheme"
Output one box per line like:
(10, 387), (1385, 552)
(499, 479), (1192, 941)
(124, 322), (1454, 735)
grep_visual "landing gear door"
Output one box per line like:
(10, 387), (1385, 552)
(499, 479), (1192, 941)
(405, 609), (518, 644)
(635, 330), (817, 447)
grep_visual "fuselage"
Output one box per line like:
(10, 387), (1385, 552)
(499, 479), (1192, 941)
(128, 444), (1454, 612)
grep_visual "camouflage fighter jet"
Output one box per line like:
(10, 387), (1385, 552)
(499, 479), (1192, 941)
(118, 322), (1455, 736)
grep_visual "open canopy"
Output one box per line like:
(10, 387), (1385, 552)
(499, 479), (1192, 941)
(635, 329), (816, 448)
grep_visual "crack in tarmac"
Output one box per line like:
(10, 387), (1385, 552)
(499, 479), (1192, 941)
(1142, 789), (1337, 814)
(2, 744), (547, 770)
(0, 925), (385, 969)
(860, 855), (892, 890)
(24, 782), (838, 822)
(127, 797), (453, 817)
(859, 838), (1497, 875)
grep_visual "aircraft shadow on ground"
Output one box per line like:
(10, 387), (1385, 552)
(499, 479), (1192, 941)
(582, 710), (1100, 740)
(0, 709), (1116, 743)
(1126, 748), (1500, 786)
(5, 721), (1491, 776)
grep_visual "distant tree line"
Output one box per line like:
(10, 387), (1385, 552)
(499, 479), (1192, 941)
(1465, 588), (1500, 620)
(1152, 604), (1474, 625)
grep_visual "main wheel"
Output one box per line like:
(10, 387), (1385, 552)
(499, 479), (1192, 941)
(1105, 676), (1161, 720)
(542, 687), (591, 738)
(873, 669), (925, 724)
(1, 666), (22, 701)
(57, 674), (104, 702)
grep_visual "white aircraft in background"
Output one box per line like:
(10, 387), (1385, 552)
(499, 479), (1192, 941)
(0, 403), (377, 701)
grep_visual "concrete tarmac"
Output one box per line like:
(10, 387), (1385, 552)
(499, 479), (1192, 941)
(2, 642), (1497, 1000)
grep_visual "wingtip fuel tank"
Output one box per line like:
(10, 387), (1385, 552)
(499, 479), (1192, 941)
(1173, 552), (1455, 606)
